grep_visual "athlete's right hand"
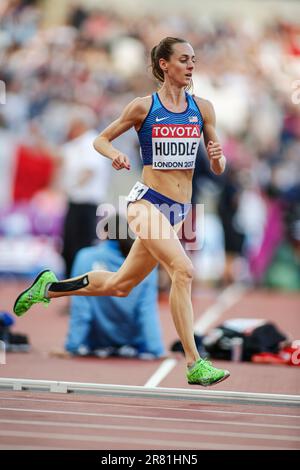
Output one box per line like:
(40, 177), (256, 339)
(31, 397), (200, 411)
(112, 152), (131, 171)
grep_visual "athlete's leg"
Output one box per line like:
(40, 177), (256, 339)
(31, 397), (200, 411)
(13, 197), (229, 382)
(47, 203), (184, 300)
(128, 201), (230, 388)
(48, 237), (158, 298)
(127, 200), (199, 366)
(13, 234), (159, 316)
(50, 199), (199, 364)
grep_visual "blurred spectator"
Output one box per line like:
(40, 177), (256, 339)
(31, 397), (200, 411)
(249, 184), (300, 291)
(65, 214), (165, 359)
(217, 167), (246, 285)
(0, 119), (15, 209)
(12, 121), (55, 202)
(58, 107), (111, 276)
(0, 0), (41, 47)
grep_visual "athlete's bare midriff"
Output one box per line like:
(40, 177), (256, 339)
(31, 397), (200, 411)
(142, 166), (193, 203)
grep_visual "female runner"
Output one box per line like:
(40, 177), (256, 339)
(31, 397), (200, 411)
(14, 37), (230, 386)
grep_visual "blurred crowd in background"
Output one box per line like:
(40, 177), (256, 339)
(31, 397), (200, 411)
(0, 0), (300, 291)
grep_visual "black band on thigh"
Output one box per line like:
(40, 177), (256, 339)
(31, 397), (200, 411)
(49, 275), (89, 292)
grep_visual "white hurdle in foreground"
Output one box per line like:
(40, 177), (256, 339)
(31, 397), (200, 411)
(0, 377), (299, 407)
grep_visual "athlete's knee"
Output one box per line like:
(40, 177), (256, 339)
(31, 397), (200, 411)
(114, 282), (133, 297)
(171, 258), (194, 284)
(107, 273), (134, 297)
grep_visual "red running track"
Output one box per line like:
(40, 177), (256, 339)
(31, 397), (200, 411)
(0, 391), (299, 450)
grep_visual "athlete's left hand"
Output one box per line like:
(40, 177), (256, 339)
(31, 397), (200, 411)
(207, 141), (223, 160)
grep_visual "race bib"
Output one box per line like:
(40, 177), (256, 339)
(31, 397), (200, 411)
(152, 124), (200, 170)
(126, 181), (149, 202)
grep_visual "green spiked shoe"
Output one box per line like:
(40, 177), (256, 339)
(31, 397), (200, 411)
(13, 270), (58, 317)
(187, 358), (230, 386)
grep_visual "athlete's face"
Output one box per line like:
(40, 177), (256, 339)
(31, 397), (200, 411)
(159, 42), (195, 87)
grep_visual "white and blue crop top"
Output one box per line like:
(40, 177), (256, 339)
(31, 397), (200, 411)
(137, 92), (204, 170)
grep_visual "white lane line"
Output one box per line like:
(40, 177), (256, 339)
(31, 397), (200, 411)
(143, 283), (246, 387)
(1, 417), (299, 431)
(0, 431), (290, 450)
(1, 424), (298, 443)
(144, 359), (177, 387)
(2, 407), (300, 433)
(194, 283), (247, 334)
(2, 396), (300, 419)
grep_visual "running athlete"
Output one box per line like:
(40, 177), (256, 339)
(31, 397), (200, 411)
(14, 37), (230, 386)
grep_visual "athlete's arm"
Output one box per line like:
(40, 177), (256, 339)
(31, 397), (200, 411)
(93, 98), (147, 171)
(195, 98), (226, 175)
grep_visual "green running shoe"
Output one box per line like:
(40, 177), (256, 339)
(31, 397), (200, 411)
(186, 358), (230, 386)
(13, 270), (58, 317)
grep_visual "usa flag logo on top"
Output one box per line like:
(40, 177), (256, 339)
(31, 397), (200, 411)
(189, 116), (198, 123)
